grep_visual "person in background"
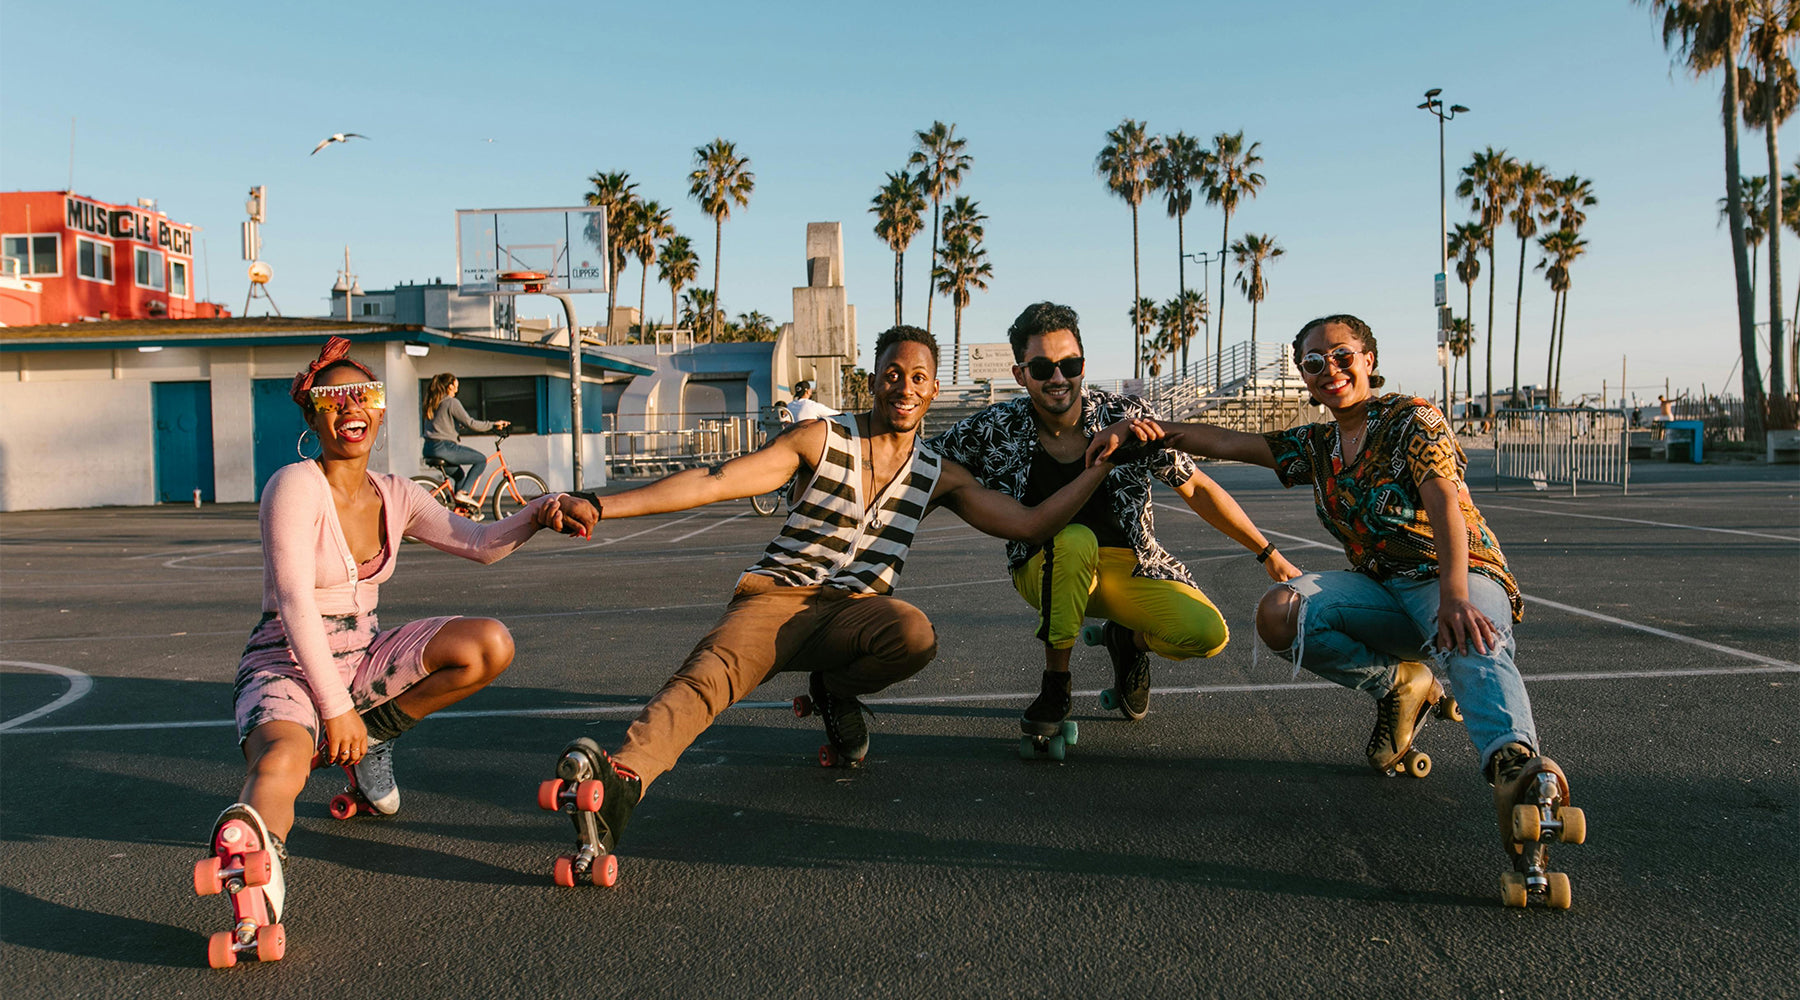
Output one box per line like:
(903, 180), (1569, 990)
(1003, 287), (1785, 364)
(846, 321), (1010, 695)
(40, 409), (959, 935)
(423, 373), (510, 505)
(786, 379), (840, 423)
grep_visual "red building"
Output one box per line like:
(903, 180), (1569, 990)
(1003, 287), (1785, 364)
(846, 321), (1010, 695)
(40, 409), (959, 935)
(0, 191), (228, 325)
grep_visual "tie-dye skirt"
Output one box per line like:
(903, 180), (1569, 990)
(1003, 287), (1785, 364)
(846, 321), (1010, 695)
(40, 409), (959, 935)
(234, 611), (457, 743)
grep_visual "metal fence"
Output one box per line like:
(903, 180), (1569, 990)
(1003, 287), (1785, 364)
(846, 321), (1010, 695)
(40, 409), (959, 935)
(602, 415), (759, 479)
(1492, 407), (1630, 495)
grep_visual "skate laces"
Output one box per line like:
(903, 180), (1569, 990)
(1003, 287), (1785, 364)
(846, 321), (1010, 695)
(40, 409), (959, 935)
(1367, 691), (1401, 757)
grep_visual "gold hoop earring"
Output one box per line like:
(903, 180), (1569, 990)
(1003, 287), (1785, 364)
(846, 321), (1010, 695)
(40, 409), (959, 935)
(297, 428), (321, 459)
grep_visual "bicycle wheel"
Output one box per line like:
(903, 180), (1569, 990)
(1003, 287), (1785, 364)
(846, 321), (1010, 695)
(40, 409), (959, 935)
(410, 476), (453, 509)
(750, 490), (781, 515)
(492, 472), (548, 520)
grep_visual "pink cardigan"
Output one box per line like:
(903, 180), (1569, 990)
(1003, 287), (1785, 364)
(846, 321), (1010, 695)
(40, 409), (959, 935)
(259, 460), (552, 720)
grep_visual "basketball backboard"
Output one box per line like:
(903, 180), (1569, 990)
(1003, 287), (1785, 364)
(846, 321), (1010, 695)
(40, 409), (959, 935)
(456, 207), (609, 295)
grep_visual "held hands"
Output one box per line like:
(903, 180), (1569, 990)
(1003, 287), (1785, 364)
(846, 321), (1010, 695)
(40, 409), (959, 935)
(1086, 417), (1166, 467)
(535, 493), (601, 538)
(321, 711), (368, 766)
(1436, 593), (1499, 656)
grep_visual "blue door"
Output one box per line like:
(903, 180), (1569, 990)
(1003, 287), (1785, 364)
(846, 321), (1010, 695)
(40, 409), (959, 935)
(152, 381), (215, 503)
(253, 379), (310, 498)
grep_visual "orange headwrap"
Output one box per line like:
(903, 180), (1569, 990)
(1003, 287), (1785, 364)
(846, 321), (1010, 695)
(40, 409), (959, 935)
(290, 336), (376, 406)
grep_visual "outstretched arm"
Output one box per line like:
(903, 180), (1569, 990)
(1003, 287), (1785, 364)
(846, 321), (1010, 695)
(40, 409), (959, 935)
(1088, 417), (1278, 468)
(1173, 471), (1300, 581)
(932, 457), (1112, 545)
(599, 420), (825, 519)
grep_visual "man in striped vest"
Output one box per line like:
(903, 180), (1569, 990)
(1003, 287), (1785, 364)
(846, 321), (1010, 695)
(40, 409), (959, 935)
(542, 325), (1140, 879)
(929, 302), (1301, 747)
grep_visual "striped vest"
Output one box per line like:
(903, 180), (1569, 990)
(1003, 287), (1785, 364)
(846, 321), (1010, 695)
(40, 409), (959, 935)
(746, 414), (943, 595)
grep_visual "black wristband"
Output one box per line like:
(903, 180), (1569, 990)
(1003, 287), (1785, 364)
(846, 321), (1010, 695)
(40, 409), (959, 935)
(569, 490), (604, 519)
(1255, 541), (1277, 563)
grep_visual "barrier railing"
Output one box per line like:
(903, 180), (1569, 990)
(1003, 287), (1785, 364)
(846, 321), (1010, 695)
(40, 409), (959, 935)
(1492, 407), (1630, 495)
(602, 416), (758, 479)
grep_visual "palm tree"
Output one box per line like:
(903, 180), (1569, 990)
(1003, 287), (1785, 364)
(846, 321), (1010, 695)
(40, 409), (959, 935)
(1785, 158), (1800, 380)
(732, 310), (777, 342)
(584, 170), (638, 340)
(1203, 131), (1267, 384)
(631, 201), (674, 340)
(932, 226), (993, 384)
(1097, 119), (1165, 378)
(688, 138), (755, 342)
(1506, 162), (1554, 403)
(1447, 316), (1474, 417)
(1536, 228), (1580, 400)
(1744, 0), (1797, 422)
(1448, 221), (1486, 418)
(1149, 132), (1211, 376)
(657, 234), (699, 337)
(1130, 297), (1161, 374)
(1643, 0), (1763, 438)
(679, 287), (716, 334)
(908, 122), (972, 337)
(1230, 233), (1285, 372)
(1155, 291), (1205, 378)
(1457, 147), (1518, 420)
(1142, 311), (1176, 377)
(870, 170), (927, 326)
(1719, 174), (1771, 295)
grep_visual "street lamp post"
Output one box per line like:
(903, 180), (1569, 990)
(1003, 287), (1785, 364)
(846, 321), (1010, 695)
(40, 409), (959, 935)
(1419, 88), (1468, 417)
(1184, 249), (1220, 385)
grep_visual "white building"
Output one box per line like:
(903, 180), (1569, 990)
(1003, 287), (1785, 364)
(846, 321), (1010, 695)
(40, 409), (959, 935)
(0, 317), (653, 511)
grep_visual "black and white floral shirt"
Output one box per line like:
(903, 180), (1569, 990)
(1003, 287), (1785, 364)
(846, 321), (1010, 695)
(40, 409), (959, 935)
(928, 388), (1199, 586)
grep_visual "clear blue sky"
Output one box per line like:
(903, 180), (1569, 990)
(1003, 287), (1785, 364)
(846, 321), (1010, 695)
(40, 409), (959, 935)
(2, 0), (1781, 403)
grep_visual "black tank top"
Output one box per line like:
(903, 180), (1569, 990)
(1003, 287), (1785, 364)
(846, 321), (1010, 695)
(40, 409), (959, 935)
(1022, 448), (1131, 551)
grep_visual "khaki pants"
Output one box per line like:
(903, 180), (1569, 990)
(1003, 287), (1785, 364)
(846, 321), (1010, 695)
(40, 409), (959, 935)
(612, 574), (938, 785)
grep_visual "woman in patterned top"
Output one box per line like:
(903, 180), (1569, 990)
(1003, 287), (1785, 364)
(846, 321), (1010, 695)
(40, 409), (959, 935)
(1088, 314), (1583, 908)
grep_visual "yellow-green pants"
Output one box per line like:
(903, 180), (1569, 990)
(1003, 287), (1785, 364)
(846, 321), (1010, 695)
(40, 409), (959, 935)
(1009, 524), (1229, 660)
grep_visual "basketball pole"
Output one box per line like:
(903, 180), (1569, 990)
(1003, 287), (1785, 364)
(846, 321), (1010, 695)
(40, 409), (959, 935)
(549, 291), (584, 490)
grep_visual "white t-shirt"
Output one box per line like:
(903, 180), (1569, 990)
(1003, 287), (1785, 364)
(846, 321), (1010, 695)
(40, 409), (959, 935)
(788, 397), (839, 423)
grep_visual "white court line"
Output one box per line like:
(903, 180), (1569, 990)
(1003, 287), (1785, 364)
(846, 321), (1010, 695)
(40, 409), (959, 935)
(0, 660), (94, 732)
(3, 662), (1790, 736)
(1484, 504), (1799, 543)
(162, 546), (261, 570)
(670, 510), (751, 542)
(1522, 595), (1800, 669)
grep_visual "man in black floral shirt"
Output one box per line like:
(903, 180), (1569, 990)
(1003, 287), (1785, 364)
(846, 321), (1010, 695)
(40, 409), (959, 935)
(929, 302), (1297, 743)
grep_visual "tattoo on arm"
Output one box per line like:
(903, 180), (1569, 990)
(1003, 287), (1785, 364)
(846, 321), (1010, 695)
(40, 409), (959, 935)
(705, 464), (727, 479)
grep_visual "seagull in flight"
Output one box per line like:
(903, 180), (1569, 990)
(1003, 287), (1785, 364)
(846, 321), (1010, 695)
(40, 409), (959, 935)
(310, 133), (369, 156)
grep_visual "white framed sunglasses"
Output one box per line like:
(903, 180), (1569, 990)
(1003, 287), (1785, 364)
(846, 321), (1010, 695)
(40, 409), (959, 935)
(308, 381), (386, 412)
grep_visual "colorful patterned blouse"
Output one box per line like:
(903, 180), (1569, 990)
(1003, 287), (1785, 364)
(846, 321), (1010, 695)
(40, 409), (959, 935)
(1262, 394), (1522, 621)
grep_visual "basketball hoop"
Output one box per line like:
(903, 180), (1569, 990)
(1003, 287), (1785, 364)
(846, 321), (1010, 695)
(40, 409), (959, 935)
(497, 270), (551, 294)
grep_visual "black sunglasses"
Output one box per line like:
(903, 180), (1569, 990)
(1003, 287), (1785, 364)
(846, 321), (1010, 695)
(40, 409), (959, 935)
(1022, 357), (1084, 381)
(1298, 347), (1360, 376)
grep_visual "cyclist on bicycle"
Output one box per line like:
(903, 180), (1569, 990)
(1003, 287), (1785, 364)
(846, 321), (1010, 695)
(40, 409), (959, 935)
(786, 379), (839, 423)
(423, 373), (510, 506)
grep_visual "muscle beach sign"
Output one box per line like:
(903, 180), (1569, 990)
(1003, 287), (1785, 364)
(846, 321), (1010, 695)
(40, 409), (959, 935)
(65, 195), (193, 257)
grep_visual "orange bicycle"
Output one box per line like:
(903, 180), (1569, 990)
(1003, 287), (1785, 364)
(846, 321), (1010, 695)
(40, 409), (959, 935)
(411, 427), (548, 521)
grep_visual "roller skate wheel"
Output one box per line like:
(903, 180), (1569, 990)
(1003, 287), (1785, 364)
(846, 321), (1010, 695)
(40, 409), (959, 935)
(1098, 688), (1119, 711)
(1545, 871), (1573, 910)
(329, 794), (357, 821)
(256, 923), (286, 962)
(792, 695), (814, 718)
(574, 779), (605, 812)
(537, 779), (562, 812)
(591, 853), (619, 887)
(240, 850), (272, 887)
(1018, 735), (1036, 759)
(1047, 736), (1066, 762)
(194, 857), (224, 896)
(818, 744), (839, 768)
(552, 856), (576, 887)
(1511, 804), (1542, 843)
(1555, 806), (1587, 845)
(1499, 872), (1529, 908)
(208, 930), (238, 969)
(1437, 696), (1464, 723)
(1079, 623), (1106, 646)
(1061, 720), (1079, 747)
(1403, 750), (1432, 779)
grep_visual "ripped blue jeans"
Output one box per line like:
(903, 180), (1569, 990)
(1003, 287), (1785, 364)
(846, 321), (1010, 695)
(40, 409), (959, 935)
(1270, 571), (1536, 764)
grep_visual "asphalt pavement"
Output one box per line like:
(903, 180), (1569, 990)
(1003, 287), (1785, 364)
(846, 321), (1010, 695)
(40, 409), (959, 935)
(1, 452), (1796, 999)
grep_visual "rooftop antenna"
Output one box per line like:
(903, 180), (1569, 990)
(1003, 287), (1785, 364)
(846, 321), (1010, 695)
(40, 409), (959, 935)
(241, 185), (280, 316)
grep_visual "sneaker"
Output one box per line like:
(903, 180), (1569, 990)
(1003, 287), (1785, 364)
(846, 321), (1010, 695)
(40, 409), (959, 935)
(1101, 621), (1150, 720)
(1365, 660), (1445, 772)
(1021, 670), (1073, 736)
(211, 802), (285, 922)
(556, 737), (642, 854)
(352, 740), (400, 815)
(453, 491), (477, 507)
(809, 671), (871, 764)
